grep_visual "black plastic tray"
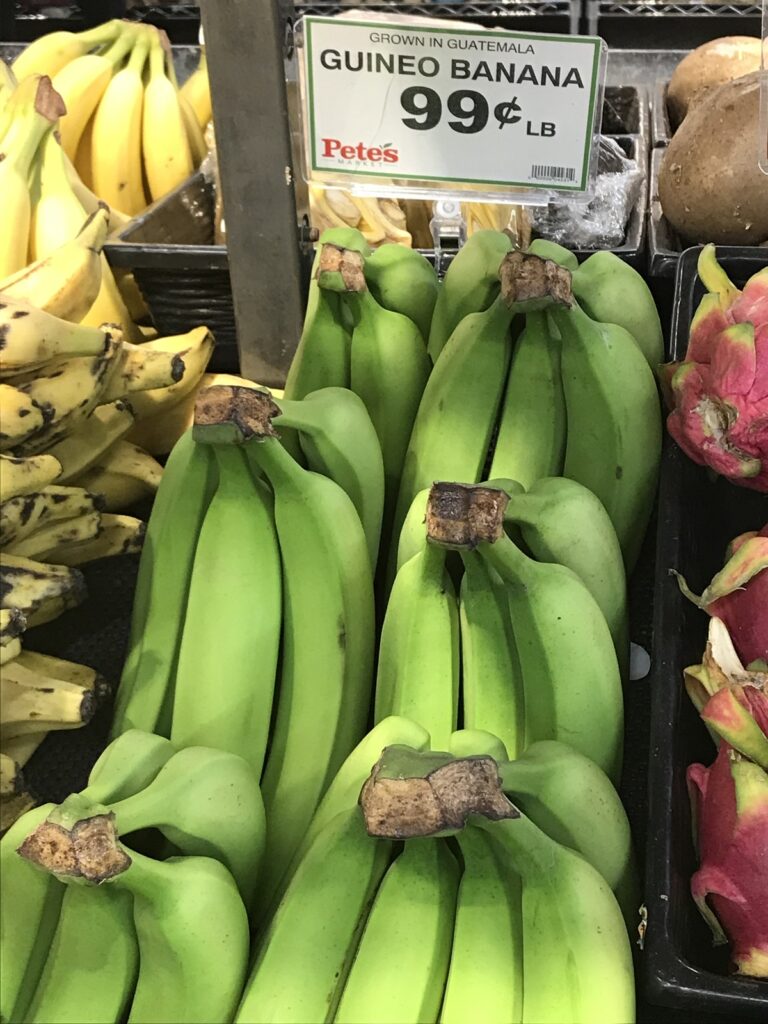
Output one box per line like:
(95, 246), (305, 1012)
(644, 245), (768, 1018)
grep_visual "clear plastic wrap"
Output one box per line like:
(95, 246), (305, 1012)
(531, 136), (643, 249)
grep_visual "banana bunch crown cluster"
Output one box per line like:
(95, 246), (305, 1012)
(2, 728), (262, 1024)
(236, 729), (637, 1024)
(8, 20), (210, 224)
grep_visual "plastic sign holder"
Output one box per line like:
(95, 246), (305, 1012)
(296, 12), (607, 206)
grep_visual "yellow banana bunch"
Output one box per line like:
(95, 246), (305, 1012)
(142, 30), (193, 203)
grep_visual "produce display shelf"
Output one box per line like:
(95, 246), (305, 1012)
(585, 0), (763, 48)
(290, 0), (581, 35)
(644, 246), (768, 1020)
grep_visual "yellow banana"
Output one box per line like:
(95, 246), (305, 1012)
(0, 206), (108, 322)
(121, 326), (215, 419)
(0, 453), (62, 503)
(43, 513), (145, 566)
(2, 731), (48, 771)
(0, 79), (64, 278)
(142, 30), (193, 201)
(180, 52), (212, 130)
(91, 29), (150, 216)
(0, 385), (45, 450)
(101, 340), (185, 401)
(63, 150), (130, 232)
(29, 126), (90, 262)
(0, 295), (110, 377)
(53, 28), (136, 161)
(1, 659), (95, 740)
(0, 553), (86, 628)
(81, 256), (145, 343)
(5, 510), (102, 560)
(11, 21), (122, 81)
(74, 440), (163, 510)
(46, 400), (135, 482)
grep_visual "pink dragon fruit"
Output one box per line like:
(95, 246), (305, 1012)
(676, 524), (768, 666)
(687, 746), (768, 978)
(665, 245), (768, 491)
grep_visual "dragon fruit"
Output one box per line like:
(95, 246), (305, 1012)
(687, 747), (768, 978)
(676, 524), (768, 666)
(665, 245), (768, 491)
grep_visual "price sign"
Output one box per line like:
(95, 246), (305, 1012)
(298, 16), (606, 199)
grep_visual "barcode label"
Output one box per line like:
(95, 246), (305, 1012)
(529, 164), (576, 182)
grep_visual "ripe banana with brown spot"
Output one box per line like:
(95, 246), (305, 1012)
(0, 658), (96, 740)
(0, 485), (103, 549)
(0, 553), (86, 626)
(5, 510), (101, 560)
(0, 385), (45, 450)
(74, 440), (163, 510)
(43, 513), (145, 566)
(0, 295), (110, 377)
(0, 453), (62, 503)
(46, 400), (135, 482)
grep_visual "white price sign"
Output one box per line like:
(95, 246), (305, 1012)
(299, 16), (605, 196)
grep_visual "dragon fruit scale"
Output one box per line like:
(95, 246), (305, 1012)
(687, 747), (768, 978)
(676, 524), (768, 666)
(665, 245), (768, 491)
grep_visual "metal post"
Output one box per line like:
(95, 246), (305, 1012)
(199, 0), (304, 387)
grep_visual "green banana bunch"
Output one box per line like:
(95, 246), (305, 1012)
(171, 442), (281, 779)
(363, 242), (439, 341)
(551, 301), (662, 573)
(241, 389), (375, 912)
(24, 885), (138, 1024)
(283, 228), (370, 401)
(504, 476), (630, 678)
(489, 311), (567, 489)
(441, 825), (523, 1024)
(478, 813), (635, 1024)
(236, 807), (392, 1024)
(334, 838), (460, 1024)
(459, 550), (525, 760)
(374, 543), (460, 750)
(1, 732), (175, 1023)
(273, 387), (385, 572)
(114, 427), (216, 737)
(427, 229), (513, 362)
(111, 850), (250, 1024)
(107, 745), (266, 913)
(392, 250), (571, 571)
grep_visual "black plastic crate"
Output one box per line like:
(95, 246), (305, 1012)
(644, 245), (768, 1019)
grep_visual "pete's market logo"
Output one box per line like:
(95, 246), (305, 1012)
(321, 138), (399, 164)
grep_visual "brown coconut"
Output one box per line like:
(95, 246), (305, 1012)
(658, 72), (768, 246)
(667, 36), (762, 128)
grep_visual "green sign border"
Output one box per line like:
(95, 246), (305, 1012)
(303, 16), (603, 193)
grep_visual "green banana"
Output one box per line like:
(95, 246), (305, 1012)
(246, 411), (374, 912)
(79, 729), (176, 804)
(114, 428), (216, 737)
(440, 826), (523, 1024)
(335, 838), (459, 1024)
(0, 803), (61, 1024)
(340, 277), (431, 554)
(489, 311), (567, 489)
(504, 477), (630, 678)
(171, 444), (281, 778)
(550, 302), (662, 574)
(427, 229), (513, 362)
(108, 745), (265, 912)
(364, 243), (439, 341)
(498, 740), (638, 925)
(278, 716), (431, 907)
(478, 815), (636, 1024)
(459, 550), (525, 760)
(236, 807), (392, 1024)
(374, 544), (460, 750)
(526, 239), (578, 272)
(573, 251), (664, 368)
(283, 228), (370, 400)
(274, 387), (385, 573)
(392, 295), (515, 566)
(111, 851), (250, 1024)
(25, 884), (138, 1024)
(448, 728), (509, 763)
(478, 529), (623, 782)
